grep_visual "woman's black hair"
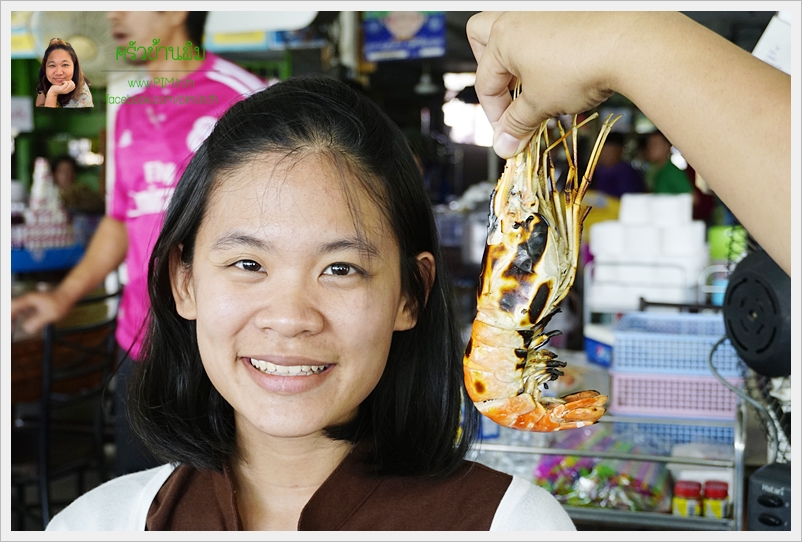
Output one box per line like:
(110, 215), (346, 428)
(130, 74), (480, 478)
(185, 12), (208, 47)
(36, 38), (89, 107)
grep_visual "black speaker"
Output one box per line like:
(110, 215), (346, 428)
(722, 249), (791, 378)
(747, 462), (792, 530)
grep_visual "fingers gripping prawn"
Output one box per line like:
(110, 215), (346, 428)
(463, 110), (620, 432)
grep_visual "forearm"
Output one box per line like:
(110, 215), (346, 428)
(53, 216), (129, 305)
(611, 12), (791, 273)
(43, 92), (59, 108)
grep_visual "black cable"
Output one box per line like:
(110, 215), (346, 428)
(708, 335), (779, 463)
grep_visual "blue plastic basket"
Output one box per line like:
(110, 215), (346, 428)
(612, 422), (734, 449)
(612, 312), (743, 377)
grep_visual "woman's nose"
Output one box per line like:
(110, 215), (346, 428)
(253, 283), (325, 338)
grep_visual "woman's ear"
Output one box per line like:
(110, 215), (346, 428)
(416, 251), (436, 305)
(393, 252), (436, 331)
(170, 245), (197, 320)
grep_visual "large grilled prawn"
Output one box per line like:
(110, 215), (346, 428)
(463, 111), (619, 432)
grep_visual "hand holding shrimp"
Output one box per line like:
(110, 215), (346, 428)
(467, 11), (791, 275)
(463, 107), (619, 432)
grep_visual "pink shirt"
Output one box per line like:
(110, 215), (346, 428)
(109, 54), (264, 358)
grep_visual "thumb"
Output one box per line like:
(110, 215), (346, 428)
(22, 312), (48, 335)
(492, 94), (547, 159)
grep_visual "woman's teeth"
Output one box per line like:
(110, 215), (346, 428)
(249, 358), (327, 376)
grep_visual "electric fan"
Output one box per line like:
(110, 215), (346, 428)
(28, 11), (116, 87)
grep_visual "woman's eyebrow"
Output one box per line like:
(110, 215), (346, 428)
(211, 232), (271, 252)
(211, 232), (379, 258)
(318, 238), (380, 258)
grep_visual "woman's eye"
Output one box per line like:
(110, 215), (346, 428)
(234, 260), (263, 272)
(324, 262), (357, 276)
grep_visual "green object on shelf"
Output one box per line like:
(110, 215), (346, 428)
(708, 225), (747, 261)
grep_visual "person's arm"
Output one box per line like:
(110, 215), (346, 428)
(39, 80), (77, 108)
(35, 92), (45, 107)
(468, 11), (791, 274)
(11, 216), (129, 335)
(42, 88), (60, 108)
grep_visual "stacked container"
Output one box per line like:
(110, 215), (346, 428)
(609, 311), (741, 517)
(609, 312), (742, 419)
(15, 158), (75, 251)
(587, 193), (709, 312)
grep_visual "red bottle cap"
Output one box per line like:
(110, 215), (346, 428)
(704, 480), (729, 499)
(675, 480), (702, 498)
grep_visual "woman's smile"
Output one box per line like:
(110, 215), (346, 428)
(242, 356), (334, 395)
(247, 357), (329, 376)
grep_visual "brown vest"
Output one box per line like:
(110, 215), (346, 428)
(146, 448), (512, 530)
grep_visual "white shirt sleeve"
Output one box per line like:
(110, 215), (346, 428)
(45, 463), (176, 531)
(490, 475), (577, 531)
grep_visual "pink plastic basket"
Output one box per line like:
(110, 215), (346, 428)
(608, 372), (742, 419)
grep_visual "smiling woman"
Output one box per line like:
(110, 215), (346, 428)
(45, 75), (576, 532)
(35, 38), (93, 108)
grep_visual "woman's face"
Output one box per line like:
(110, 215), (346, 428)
(45, 49), (74, 86)
(172, 153), (427, 444)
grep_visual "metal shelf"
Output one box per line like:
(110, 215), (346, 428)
(474, 406), (747, 530)
(565, 505), (733, 531)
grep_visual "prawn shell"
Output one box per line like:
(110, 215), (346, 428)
(476, 213), (562, 330)
(463, 112), (620, 432)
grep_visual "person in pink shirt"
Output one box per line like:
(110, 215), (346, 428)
(11, 11), (265, 476)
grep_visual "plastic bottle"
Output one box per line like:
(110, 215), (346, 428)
(672, 480), (702, 517)
(703, 480), (730, 518)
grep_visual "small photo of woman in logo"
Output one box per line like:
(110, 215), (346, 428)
(35, 38), (93, 108)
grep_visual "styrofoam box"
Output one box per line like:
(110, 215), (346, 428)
(618, 264), (663, 286)
(618, 193), (654, 225)
(622, 225), (661, 261)
(589, 220), (624, 258)
(650, 193), (693, 226)
(619, 193), (694, 227)
(661, 220), (707, 256)
(592, 262), (620, 282)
